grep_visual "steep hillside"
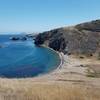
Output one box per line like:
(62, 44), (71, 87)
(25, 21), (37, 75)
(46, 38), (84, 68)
(34, 20), (100, 57)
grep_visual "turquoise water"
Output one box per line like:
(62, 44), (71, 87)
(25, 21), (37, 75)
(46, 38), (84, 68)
(0, 34), (60, 78)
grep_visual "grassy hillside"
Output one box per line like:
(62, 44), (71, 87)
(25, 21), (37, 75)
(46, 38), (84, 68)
(0, 81), (100, 100)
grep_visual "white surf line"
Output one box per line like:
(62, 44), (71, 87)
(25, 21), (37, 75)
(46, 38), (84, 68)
(38, 45), (63, 70)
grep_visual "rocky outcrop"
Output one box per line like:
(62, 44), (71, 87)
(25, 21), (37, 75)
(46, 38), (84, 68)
(10, 37), (20, 41)
(10, 36), (27, 41)
(34, 20), (100, 57)
(75, 20), (100, 32)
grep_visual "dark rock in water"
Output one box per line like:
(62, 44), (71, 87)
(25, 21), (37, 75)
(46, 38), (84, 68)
(0, 44), (5, 48)
(10, 37), (20, 41)
(10, 36), (27, 41)
(0, 45), (3, 48)
(34, 19), (100, 56)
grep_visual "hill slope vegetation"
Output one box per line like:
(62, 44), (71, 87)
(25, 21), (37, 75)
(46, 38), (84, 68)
(35, 20), (100, 57)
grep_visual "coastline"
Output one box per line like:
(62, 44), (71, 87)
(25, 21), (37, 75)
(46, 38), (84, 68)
(40, 45), (64, 69)
(35, 45), (63, 77)
(31, 48), (100, 87)
(0, 45), (100, 85)
(0, 46), (100, 100)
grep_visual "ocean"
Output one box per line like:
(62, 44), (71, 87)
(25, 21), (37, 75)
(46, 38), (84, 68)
(0, 33), (60, 78)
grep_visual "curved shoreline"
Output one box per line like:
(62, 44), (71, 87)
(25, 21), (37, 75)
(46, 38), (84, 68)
(0, 45), (100, 92)
(0, 45), (62, 79)
(35, 45), (63, 78)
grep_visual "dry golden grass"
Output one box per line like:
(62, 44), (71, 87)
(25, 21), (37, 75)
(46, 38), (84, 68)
(86, 64), (100, 78)
(0, 82), (100, 100)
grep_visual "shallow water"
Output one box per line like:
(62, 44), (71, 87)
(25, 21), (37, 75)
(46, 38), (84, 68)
(0, 33), (60, 78)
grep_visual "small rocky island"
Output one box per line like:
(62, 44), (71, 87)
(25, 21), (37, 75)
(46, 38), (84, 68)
(35, 20), (100, 58)
(10, 36), (27, 41)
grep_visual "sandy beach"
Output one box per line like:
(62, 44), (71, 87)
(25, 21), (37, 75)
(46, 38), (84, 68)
(32, 53), (100, 86)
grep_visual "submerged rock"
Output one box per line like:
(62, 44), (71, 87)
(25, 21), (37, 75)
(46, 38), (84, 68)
(0, 44), (5, 48)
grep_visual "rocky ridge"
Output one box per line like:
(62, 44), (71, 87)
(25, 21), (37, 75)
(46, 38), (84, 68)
(34, 20), (100, 58)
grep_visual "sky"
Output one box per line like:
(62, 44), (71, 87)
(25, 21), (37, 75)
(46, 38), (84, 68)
(0, 0), (100, 33)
